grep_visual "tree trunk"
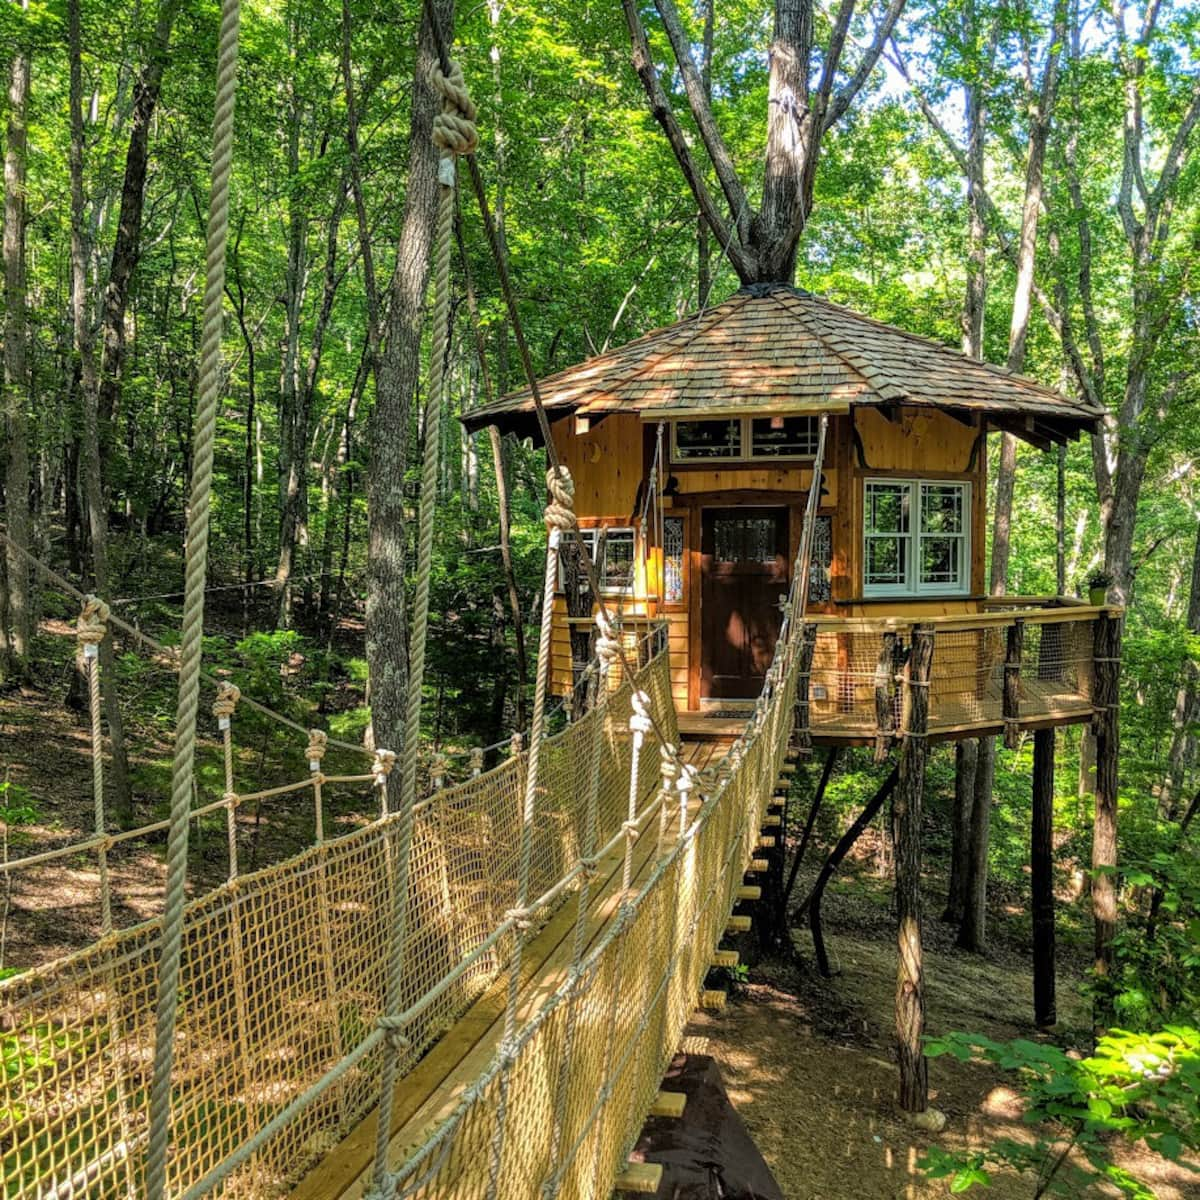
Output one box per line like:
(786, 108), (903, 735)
(1031, 727), (1057, 1028)
(69, 0), (133, 826)
(1160, 523), (1200, 818)
(943, 738), (977, 924)
(3, 4), (31, 676)
(95, 0), (182, 431)
(896, 624), (933, 1113)
(365, 0), (456, 792)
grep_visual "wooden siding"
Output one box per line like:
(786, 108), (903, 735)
(548, 406), (991, 705)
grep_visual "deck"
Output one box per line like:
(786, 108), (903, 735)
(291, 739), (728, 1200)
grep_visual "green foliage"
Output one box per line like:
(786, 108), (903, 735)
(921, 1029), (1200, 1197)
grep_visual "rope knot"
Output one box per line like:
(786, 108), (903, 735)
(544, 465), (576, 534)
(622, 819), (640, 844)
(629, 690), (653, 737)
(430, 752), (449, 784)
(76, 595), (110, 649)
(306, 729), (328, 770)
(212, 682), (241, 721)
(372, 748), (397, 783)
(510, 731), (524, 756)
(431, 59), (478, 158)
(579, 855), (600, 882)
(595, 611), (621, 670)
(377, 1015), (411, 1050)
(504, 906), (534, 932)
(659, 743), (680, 782)
(469, 747), (485, 775)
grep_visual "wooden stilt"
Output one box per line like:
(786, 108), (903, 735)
(1031, 727), (1056, 1028)
(780, 745), (840, 922)
(1091, 611), (1121, 1008)
(895, 623), (933, 1113)
(615, 1161), (663, 1193)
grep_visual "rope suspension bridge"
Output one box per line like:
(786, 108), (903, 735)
(0, 8), (835, 1197)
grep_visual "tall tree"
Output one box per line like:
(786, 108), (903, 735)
(69, 0), (134, 824)
(3, 0), (32, 676)
(365, 0), (455, 782)
(622, 0), (907, 284)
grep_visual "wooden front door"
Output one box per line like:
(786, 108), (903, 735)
(700, 507), (789, 700)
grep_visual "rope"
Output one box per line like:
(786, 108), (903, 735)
(144, 0), (241, 1193)
(369, 54), (476, 1197)
(77, 597), (112, 934)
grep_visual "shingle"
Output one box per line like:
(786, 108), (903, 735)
(461, 284), (1103, 435)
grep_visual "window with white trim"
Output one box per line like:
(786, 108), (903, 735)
(863, 479), (970, 596)
(559, 527), (637, 595)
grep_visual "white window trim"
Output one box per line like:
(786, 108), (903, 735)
(670, 416), (819, 465)
(559, 526), (638, 596)
(862, 478), (971, 598)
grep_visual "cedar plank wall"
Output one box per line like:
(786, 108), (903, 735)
(547, 407), (987, 708)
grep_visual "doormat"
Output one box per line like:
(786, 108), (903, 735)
(621, 1052), (784, 1199)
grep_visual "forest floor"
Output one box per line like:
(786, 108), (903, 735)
(691, 857), (1198, 1200)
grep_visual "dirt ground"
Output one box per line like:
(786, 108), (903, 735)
(690, 923), (1198, 1200)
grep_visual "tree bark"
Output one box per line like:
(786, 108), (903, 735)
(942, 738), (977, 924)
(366, 0), (456, 792)
(1160, 522), (1200, 818)
(896, 624), (933, 1113)
(3, 2), (31, 675)
(95, 0), (182, 431)
(1091, 613), (1121, 1003)
(69, 0), (133, 825)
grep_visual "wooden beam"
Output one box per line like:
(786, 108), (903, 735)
(736, 885), (761, 901)
(711, 949), (740, 968)
(615, 1161), (663, 1194)
(1032, 727), (1057, 1029)
(700, 989), (727, 1011)
(725, 915), (752, 933)
(896, 623), (934, 1114)
(874, 631), (897, 762)
(649, 1091), (687, 1119)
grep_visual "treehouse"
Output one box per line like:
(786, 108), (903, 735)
(463, 282), (1109, 745)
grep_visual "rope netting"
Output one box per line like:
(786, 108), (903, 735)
(0, 626), (677, 1198)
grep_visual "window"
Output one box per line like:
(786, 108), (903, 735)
(672, 419), (741, 460)
(663, 516), (685, 603)
(559, 527), (637, 595)
(671, 416), (819, 463)
(863, 479), (969, 596)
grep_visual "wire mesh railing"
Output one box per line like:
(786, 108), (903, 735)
(806, 605), (1100, 740)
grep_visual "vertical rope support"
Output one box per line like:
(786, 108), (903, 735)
(77, 596), (112, 934)
(623, 691), (652, 896)
(213, 682), (256, 1158)
(144, 0), (240, 1192)
(369, 62), (477, 1194)
(541, 637), (612, 1198)
(213, 683), (241, 876)
(484, 464), (575, 1199)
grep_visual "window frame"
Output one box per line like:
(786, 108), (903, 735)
(669, 415), (820, 465)
(861, 477), (971, 598)
(559, 525), (638, 596)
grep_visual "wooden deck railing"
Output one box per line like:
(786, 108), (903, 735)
(802, 600), (1114, 745)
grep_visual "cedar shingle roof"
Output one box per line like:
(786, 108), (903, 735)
(461, 284), (1102, 441)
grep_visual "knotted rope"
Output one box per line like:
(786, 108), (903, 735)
(431, 60), (478, 159)
(145, 0), (241, 1191)
(213, 683), (242, 872)
(212, 681), (240, 724)
(306, 729), (329, 772)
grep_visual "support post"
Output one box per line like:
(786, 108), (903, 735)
(1003, 618), (1024, 749)
(1091, 611), (1121, 998)
(1031, 727), (1056, 1029)
(792, 620), (816, 757)
(896, 623), (933, 1113)
(874, 630), (897, 763)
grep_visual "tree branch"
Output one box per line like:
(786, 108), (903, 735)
(621, 0), (753, 281)
(824, 0), (907, 132)
(653, 0), (751, 244)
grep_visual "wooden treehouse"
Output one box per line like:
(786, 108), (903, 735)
(464, 282), (1112, 750)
